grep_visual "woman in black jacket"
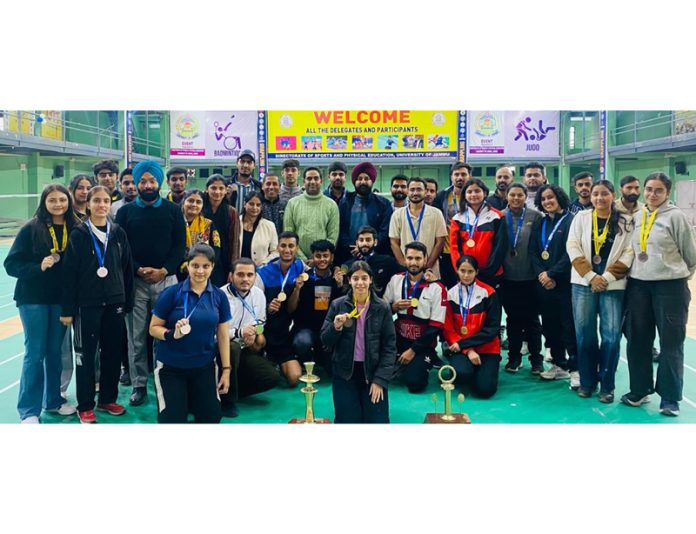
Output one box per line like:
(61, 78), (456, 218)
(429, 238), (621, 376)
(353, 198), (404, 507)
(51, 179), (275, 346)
(320, 261), (396, 423)
(4, 184), (80, 423)
(529, 184), (578, 385)
(60, 186), (134, 424)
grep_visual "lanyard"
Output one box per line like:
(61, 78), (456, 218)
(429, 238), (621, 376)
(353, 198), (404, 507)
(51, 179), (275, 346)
(401, 275), (423, 300)
(227, 284), (258, 324)
(87, 220), (110, 269)
(506, 208), (526, 250)
(278, 260), (298, 291)
(639, 208), (659, 253)
(48, 223), (67, 253)
(540, 212), (569, 252)
(449, 191), (460, 218)
(458, 283), (474, 327)
(592, 210), (611, 257)
(183, 289), (205, 322)
(464, 204), (484, 241)
(406, 205), (426, 242)
(349, 292), (370, 319)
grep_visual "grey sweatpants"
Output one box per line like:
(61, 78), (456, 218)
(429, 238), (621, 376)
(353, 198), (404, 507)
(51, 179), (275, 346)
(126, 275), (177, 388)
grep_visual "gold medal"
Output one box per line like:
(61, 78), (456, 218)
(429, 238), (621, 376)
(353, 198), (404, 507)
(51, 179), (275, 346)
(277, 291), (287, 302)
(410, 298), (419, 308)
(340, 265), (349, 274)
(466, 239), (475, 248)
(300, 273), (309, 281)
(460, 325), (468, 335)
(541, 250), (550, 260)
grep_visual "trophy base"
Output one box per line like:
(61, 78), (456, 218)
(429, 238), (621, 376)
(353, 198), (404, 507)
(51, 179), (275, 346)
(424, 413), (471, 424)
(288, 418), (332, 424)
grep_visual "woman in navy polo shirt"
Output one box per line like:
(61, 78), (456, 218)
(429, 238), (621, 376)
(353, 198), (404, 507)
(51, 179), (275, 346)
(149, 244), (232, 423)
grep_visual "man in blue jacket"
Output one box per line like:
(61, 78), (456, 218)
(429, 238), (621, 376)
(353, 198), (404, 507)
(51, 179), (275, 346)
(336, 161), (393, 265)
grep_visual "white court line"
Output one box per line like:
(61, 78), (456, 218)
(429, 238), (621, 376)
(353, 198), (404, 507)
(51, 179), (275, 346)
(619, 356), (696, 409)
(0, 352), (22, 366)
(0, 380), (19, 394)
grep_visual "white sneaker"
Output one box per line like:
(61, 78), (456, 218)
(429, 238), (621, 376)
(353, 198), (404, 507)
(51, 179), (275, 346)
(521, 342), (529, 355)
(46, 403), (77, 416)
(569, 371), (580, 389)
(540, 364), (570, 380)
(544, 348), (553, 362)
(21, 416), (40, 424)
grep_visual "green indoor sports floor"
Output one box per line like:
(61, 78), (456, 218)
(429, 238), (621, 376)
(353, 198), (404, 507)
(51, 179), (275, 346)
(1, 242), (694, 425)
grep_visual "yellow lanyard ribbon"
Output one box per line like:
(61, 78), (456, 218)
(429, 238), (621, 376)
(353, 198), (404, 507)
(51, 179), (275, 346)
(349, 293), (370, 319)
(639, 208), (659, 254)
(592, 210), (611, 257)
(185, 216), (206, 249)
(48, 223), (67, 253)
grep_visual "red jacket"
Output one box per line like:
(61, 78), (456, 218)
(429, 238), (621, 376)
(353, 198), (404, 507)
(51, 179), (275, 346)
(443, 279), (501, 355)
(449, 204), (508, 282)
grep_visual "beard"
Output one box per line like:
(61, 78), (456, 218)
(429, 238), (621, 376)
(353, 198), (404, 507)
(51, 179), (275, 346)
(407, 265), (424, 275)
(356, 184), (372, 196)
(392, 192), (407, 201)
(359, 245), (374, 257)
(139, 189), (160, 202)
(496, 183), (509, 192)
(623, 193), (640, 203)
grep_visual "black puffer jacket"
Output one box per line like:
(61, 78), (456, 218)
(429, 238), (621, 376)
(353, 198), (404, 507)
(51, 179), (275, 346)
(61, 221), (134, 316)
(320, 291), (396, 388)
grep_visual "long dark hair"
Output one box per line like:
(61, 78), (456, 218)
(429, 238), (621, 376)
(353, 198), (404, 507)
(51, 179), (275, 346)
(460, 178), (490, 213)
(534, 184), (570, 213)
(590, 180), (623, 235)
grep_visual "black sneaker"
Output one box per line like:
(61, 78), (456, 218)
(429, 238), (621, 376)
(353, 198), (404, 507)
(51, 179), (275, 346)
(599, 391), (615, 404)
(504, 359), (522, 373)
(659, 399), (679, 416)
(530, 363), (544, 375)
(221, 403), (239, 418)
(119, 370), (131, 386)
(576, 387), (593, 398)
(620, 392), (651, 407)
(129, 386), (147, 406)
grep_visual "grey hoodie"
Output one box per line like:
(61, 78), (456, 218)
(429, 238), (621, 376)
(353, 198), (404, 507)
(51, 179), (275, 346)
(629, 201), (696, 281)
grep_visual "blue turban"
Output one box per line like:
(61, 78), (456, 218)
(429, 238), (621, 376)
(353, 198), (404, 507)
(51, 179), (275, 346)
(132, 160), (164, 187)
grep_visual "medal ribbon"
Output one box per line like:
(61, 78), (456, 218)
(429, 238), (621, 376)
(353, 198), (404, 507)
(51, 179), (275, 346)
(227, 284), (258, 324)
(48, 223), (68, 253)
(540, 212), (569, 253)
(401, 275), (423, 300)
(506, 207), (526, 250)
(183, 288), (205, 322)
(639, 208), (659, 254)
(406, 205), (426, 242)
(592, 210), (611, 258)
(464, 204), (484, 242)
(277, 260), (299, 293)
(87, 220), (110, 270)
(349, 292), (370, 319)
(458, 283), (474, 332)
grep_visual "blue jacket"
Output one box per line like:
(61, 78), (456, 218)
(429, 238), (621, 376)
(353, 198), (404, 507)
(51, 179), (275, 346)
(337, 192), (393, 257)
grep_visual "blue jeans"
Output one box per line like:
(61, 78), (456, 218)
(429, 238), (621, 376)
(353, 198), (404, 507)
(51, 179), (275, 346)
(571, 284), (624, 393)
(17, 304), (66, 420)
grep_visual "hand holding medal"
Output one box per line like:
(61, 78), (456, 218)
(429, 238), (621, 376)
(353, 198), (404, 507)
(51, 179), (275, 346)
(175, 318), (190, 338)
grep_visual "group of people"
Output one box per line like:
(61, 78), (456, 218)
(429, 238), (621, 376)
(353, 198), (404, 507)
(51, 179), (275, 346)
(5, 150), (695, 424)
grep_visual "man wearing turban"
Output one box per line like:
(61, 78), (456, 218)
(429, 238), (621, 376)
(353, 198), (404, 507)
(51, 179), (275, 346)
(335, 161), (393, 264)
(115, 160), (187, 406)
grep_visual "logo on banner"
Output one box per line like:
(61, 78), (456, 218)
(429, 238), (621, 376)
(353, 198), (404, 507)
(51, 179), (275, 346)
(213, 115), (242, 156)
(474, 112), (500, 137)
(431, 112), (446, 126)
(175, 114), (200, 140)
(513, 116), (555, 142)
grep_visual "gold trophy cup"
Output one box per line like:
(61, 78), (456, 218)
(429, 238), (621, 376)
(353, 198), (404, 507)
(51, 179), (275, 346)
(424, 365), (471, 424)
(288, 361), (330, 424)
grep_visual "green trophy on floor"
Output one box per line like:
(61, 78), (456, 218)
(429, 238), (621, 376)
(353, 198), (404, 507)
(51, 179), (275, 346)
(425, 365), (471, 424)
(289, 361), (330, 424)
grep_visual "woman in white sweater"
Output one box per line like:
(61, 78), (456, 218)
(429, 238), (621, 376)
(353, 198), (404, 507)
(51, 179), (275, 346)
(566, 180), (634, 403)
(239, 191), (278, 266)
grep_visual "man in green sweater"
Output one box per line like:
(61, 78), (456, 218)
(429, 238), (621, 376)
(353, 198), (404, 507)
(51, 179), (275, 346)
(283, 167), (340, 260)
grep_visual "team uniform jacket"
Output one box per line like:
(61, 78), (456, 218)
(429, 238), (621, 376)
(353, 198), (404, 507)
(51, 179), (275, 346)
(443, 280), (501, 355)
(449, 204), (508, 281)
(383, 273), (447, 353)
